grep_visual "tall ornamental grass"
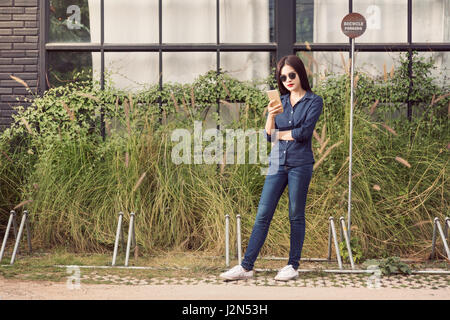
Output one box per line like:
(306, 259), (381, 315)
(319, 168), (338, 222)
(0, 52), (448, 259)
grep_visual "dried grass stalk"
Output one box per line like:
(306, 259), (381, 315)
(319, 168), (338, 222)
(62, 101), (75, 121)
(124, 99), (131, 135)
(369, 99), (379, 115)
(431, 94), (436, 106)
(10, 75), (30, 90)
(390, 65), (394, 79)
(21, 117), (33, 134)
(305, 65), (312, 76)
(221, 80), (231, 97)
(313, 129), (322, 144)
(1, 150), (13, 163)
(75, 92), (100, 102)
(128, 93), (134, 113)
(352, 172), (362, 179)
(170, 92), (180, 113)
(433, 92), (450, 104)
(353, 74), (359, 88)
(162, 110), (167, 124)
(318, 137), (330, 155)
(191, 87), (195, 111)
(125, 151), (129, 168)
(105, 120), (111, 136)
(383, 63), (388, 82)
(313, 140), (343, 171)
(395, 156), (411, 168)
(220, 153), (227, 174)
(220, 100), (234, 110)
(381, 123), (398, 136)
(302, 52), (319, 73)
(132, 172), (147, 193)
(304, 41), (311, 50)
(134, 245), (139, 260)
(306, 59), (312, 76)
(14, 199), (33, 210)
(181, 94), (191, 117)
(340, 52), (347, 72)
(321, 123), (326, 142)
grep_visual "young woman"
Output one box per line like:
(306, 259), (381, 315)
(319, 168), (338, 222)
(220, 55), (323, 281)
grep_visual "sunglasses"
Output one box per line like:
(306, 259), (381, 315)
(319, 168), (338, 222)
(280, 72), (297, 82)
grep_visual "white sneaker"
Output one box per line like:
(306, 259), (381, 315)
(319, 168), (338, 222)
(274, 265), (298, 281)
(220, 265), (254, 281)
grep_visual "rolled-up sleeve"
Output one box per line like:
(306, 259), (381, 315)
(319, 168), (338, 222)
(264, 112), (278, 142)
(291, 96), (323, 142)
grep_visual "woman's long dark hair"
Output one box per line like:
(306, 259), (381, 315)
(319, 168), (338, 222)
(276, 55), (311, 96)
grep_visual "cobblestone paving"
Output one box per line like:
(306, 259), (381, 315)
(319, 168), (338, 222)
(81, 272), (450, 290)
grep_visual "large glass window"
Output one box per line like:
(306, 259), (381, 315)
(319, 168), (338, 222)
(104, 52), (159, 91)
(104, 0), (159, 44)
(297, 0), (349, 43)
(220, 52), (273, 82)
(353, 0), (407, 43)
(416, 51), (450, 88)
(220, 0), (273, 43)
(47, 51), (99, 87)
(354, 52), (402, 78)
(413, 0), (450, 43)
(49, 0), (98, 43)
(163, 0), (215, 43)
(163, 52), (217, 84)
(42, 0), (449, 123)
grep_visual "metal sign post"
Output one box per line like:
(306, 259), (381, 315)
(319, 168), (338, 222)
(341, 13), (366, 240)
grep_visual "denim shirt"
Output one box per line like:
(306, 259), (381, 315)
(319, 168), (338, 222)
(264, 90), (323, 167)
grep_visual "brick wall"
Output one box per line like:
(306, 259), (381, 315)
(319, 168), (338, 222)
(0, 0), (39, 131)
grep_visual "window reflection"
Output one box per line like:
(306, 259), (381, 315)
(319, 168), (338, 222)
(47, 52), (99, 87)
(49, 0), (97, 43)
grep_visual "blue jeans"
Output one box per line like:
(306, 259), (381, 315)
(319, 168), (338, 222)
(241, 163), (314, 271)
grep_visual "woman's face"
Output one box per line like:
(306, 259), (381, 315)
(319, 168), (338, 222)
(280, 64), (302, 93)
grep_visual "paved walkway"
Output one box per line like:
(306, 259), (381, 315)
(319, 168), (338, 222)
(1, 277), (449, 300)
(79, 272), (450, 290)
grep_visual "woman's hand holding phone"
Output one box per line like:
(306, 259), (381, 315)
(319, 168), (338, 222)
(266, 90), (283, 117)
(267, 99), (283, 117)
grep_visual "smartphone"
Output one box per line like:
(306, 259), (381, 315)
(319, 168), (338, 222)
(266, 89), (283, 113)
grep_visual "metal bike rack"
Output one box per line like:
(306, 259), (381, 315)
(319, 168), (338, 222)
(430, 217), (450, 260)
(0, 210), (17, 263)
(225, 214), (346, 268)
(0, 210), (32, 265)
(327, 216), (355, 270)
(112, 211), (136, 267)
(224, 214), (242, 267)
